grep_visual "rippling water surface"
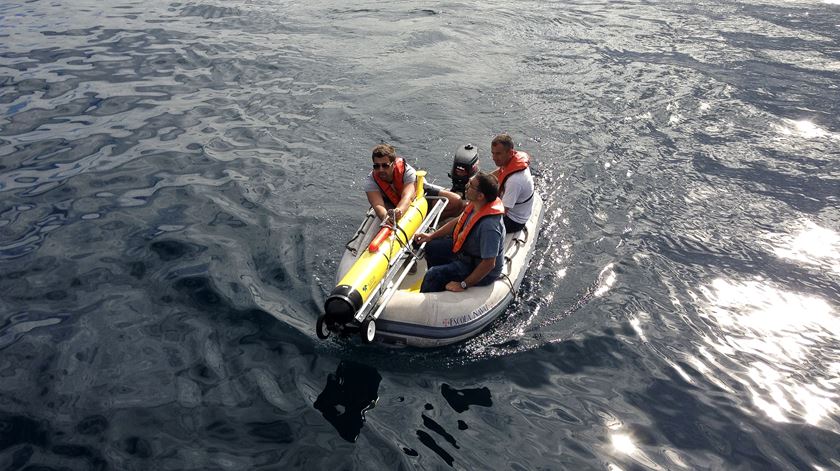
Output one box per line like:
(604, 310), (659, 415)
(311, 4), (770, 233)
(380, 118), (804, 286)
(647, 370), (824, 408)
(2, 0), (839, 469)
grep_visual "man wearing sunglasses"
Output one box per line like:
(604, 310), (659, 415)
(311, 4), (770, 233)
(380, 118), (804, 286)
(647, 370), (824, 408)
(413, 172), (506, 293)
(364, 143), (462, 224)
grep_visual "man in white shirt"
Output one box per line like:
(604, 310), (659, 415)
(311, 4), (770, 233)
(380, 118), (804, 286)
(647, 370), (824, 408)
(489, 134), (535, 233)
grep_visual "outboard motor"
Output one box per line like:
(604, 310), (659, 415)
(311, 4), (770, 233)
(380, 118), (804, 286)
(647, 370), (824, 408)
(449, 144), (479, 196)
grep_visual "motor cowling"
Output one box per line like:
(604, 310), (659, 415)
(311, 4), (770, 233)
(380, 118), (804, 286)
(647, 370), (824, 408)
(449, 144), (479, 196)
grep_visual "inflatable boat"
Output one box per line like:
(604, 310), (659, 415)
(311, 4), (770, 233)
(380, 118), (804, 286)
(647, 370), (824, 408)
(317, 148), (543, 347)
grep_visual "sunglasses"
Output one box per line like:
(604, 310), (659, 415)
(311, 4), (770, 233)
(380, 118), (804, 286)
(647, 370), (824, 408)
(372, 162), (392, 170)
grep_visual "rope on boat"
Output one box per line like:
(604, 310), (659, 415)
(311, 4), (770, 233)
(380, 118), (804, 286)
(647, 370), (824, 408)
(385, 208), (424, 264)
(500, 226), (530, 300)
(345, 211), (377, 255)
(500, 273), (516, 299)
(371, 208), (426, 299)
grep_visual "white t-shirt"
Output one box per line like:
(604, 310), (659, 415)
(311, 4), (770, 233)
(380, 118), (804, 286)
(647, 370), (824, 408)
(501, 168), (535, 224)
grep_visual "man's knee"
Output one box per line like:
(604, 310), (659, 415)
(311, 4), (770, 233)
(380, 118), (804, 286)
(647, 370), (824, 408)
(420, 266), (447, 292)
(424, 238), (453, 267)
(503, 215), (525, 233)
(420, 261), (468, 293)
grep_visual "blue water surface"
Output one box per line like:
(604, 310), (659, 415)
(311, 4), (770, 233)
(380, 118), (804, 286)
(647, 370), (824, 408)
(1, 0), (839, 469)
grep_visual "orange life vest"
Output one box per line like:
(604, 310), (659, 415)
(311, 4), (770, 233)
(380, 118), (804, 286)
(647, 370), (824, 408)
(451, 198), (505, 254)
(497, 151), (530, 193)
(372, 158), (406, 206)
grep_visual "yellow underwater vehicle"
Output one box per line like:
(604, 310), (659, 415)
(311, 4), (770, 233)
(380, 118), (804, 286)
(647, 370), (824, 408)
(317, 145), (544, 347)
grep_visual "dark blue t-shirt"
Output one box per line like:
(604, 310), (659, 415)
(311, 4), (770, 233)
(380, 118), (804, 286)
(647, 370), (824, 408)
(458, 213), (506, 280)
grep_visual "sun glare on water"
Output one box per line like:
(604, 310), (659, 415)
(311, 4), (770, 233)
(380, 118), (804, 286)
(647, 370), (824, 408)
(695, 277), (839, 427)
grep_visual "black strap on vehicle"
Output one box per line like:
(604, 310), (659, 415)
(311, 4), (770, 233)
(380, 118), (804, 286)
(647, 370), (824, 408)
(515, 190), (534, 206)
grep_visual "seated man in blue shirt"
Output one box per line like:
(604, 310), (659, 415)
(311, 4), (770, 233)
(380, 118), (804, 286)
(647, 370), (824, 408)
(413, 172), (506, 293)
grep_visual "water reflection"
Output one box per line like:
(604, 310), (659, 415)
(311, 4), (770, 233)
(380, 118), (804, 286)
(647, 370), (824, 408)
(594, 263), (616, 297)
(774, 118), (839, 141)
(313, 361), (381, 443)
(611, 433), (636, 454)
(607, 428), (666, 470)
(762, 219), (840, 274)
(695, 277), (839, 427)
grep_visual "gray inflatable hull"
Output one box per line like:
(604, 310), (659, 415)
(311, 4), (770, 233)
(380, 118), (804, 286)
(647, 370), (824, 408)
(336, 193), (544, 348)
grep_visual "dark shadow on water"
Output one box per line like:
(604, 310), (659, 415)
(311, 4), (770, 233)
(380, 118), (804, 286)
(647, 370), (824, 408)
(0, 414), (47, 452)
(0, 412), (108, 470)
(421, 414), (459, 449)
(440, 384), (492, 413)
(149, 239), (206, 262)
(416, 430), (454, 467)
(313, 360), (382, 443)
